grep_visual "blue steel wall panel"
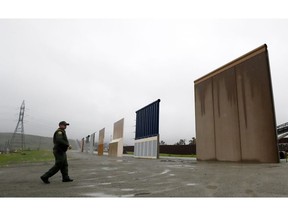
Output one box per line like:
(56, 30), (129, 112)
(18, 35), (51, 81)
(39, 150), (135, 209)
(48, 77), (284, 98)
(135, 99), (160, 140)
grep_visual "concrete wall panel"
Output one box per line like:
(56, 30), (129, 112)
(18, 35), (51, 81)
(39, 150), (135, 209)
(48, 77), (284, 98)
(113, 118), (124, 140)
(134, 135), (159, 159)
(194, 44), (279, 163)
(108, 143), (118, 156)
(109, 118), (124, 157)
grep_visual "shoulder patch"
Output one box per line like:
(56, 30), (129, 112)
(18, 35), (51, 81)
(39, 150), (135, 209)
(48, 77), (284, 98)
(57, 131), (62, 135)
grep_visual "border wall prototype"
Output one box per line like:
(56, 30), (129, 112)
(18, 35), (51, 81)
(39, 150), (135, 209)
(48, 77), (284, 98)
(89, 132), (96, 154)
(134, 99), (160, 159)
(194, 44), (279, 163)
(108, 118), (124, 157)
(98, 128), (105, 156)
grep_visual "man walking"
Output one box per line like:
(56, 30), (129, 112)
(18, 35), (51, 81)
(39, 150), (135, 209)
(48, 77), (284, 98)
(40, 121), (73, 184)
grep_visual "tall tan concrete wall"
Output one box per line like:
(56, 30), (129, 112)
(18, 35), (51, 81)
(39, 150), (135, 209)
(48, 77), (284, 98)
(194, 44), (279, 163)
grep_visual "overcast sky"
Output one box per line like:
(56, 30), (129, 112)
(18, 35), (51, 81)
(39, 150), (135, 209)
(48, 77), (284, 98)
(1, 18), (288, 145)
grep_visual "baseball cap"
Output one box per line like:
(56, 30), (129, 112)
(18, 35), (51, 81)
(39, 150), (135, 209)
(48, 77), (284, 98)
(59, 121), (70, 126)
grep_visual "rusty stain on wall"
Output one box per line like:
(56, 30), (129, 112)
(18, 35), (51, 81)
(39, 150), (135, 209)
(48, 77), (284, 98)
(196, 79), (209, 116)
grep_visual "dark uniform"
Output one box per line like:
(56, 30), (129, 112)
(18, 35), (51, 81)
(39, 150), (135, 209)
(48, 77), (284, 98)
(40, 121), (73, 184)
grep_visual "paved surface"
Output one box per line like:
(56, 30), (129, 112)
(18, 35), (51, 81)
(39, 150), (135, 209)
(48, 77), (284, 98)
(1, 150), (288, 197)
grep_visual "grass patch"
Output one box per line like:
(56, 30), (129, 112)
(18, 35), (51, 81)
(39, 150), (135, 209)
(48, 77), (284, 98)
(0, 150), (54, 166)
(159, 153), (196, 158)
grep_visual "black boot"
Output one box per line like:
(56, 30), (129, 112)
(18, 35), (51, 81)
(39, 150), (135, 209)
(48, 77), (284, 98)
(40, 176), (50, 184)
(62, 176), (73, 182)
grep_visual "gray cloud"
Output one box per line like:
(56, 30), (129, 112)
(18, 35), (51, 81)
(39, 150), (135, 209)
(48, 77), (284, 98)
(1, 19), (288, 145)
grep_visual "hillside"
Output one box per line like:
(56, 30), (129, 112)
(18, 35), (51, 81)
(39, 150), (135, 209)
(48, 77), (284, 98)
(0, 133), (77, 151)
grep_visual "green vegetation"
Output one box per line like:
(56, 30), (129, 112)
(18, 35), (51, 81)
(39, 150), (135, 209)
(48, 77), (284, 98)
(0, 150), (54, 166)
(159, 153), (196, 158)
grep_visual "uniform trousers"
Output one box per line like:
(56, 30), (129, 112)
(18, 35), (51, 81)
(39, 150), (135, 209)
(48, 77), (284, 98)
(42, 150), (69, 180)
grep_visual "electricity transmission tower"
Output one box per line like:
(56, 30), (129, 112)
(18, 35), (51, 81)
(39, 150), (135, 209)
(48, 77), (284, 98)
(10, 100), (26, 151)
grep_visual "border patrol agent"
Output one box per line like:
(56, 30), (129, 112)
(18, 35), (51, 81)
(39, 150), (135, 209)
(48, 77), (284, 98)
(40, 121), (73, 184)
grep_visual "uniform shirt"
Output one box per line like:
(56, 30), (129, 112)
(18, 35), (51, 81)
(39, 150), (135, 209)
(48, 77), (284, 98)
(53, 128), (69, 152)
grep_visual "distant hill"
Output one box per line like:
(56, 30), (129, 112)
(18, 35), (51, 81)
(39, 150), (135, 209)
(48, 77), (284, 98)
(0, 133), (77, 151)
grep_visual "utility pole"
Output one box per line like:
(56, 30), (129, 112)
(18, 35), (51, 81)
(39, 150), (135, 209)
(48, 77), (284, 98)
(10, 100), (26, 152)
